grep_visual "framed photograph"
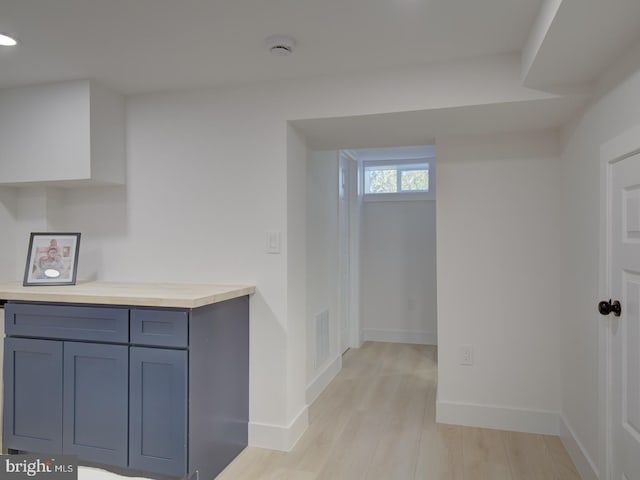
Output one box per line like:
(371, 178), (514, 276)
(23, 232), (81, 286)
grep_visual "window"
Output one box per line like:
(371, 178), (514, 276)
(363, 160), (432, 200)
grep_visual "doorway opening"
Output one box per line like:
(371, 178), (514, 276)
(345, 146), (437, 348)
(304, 144), (437, 403)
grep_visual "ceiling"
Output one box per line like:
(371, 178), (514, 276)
(1, 0), (639, 148)
(522, 0), (640, 87)
(0, 0), (544, 94)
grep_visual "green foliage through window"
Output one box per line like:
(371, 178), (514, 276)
(364, 163), (429, 195)
(401, 169), (428, 191)
(368, 167), (397, 193)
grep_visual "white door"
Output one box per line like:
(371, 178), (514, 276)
(609, 151), (640, 480)
(338, 158), (351, 354)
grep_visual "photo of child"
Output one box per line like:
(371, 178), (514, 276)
(24, 233), (81, 286)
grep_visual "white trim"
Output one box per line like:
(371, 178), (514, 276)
(599, 146), (613, 480)
(598, 124), (640, 480)
(348, 151), (361, 351)
(361, 157), (435, 168)
(248, 406), (309, 451)
(363, 192), (434, 203)
(306, 354), (342, 404)
(600, 124), (640, 165)
(436, 400), (559, 435)
(362, 328), (437, 345)
(339, 150), (362, 351)
(560, 414), (599, 480)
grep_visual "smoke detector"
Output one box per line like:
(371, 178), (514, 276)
(265, 35), (296, 56)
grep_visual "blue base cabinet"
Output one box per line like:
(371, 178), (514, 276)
(129, 347), (187, 477)
(63, 342), (129, 467)
(2, 296), (250, 480)
(3, 338), (63, 454)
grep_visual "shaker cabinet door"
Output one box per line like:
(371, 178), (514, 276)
(3, 338), (63, 453)
(63, 342), (129, 466)
(129, 347), (188, 477)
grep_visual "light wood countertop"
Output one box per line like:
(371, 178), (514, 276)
(0, 281), (255, 309)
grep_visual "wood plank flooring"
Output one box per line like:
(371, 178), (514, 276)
(215, 342), (580, 480)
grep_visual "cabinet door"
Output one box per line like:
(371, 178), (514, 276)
(129, 347), (187, 477)
(3, 338), (63, 453)
(63, 342), (128, 466)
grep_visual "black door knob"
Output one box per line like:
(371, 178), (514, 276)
(598, 299), (622, 317)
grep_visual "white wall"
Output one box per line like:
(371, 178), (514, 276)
(284, 124), (309, 446)
(305, 150), (341, 403)
(361, 200), (437, 345)
(558, 40), (640, 479)
(50, 89), (295, 449)
(346, 153), (361, 349)
(0, 189), (17, 281)
(436, 131), (562, 434)
(9, 188), (70, 280)
(89, 82), (126, 185)
(0, 53), (576, 451)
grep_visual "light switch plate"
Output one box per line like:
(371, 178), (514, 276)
(460, 345), (473, 366)
(266, 231), (281, 254)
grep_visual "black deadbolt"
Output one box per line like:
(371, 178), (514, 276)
(598, 299), (622, 317)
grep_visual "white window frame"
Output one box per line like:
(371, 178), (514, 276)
(362, 158), (435, 202)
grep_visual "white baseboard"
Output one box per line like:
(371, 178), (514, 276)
(436, 400), (560, 435)
(362, 328), (437, 345)
(559, 414), (599, 480)
(306, 354), (342, 404)
(248, 405), (309, 451)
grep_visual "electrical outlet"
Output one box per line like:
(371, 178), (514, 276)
(460, 345), (473, 366)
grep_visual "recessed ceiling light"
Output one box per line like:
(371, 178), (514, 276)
(0, 33), (18, 46)
(265, 35), (296, 56)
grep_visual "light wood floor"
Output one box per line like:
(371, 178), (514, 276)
(216, 342), (581, 480)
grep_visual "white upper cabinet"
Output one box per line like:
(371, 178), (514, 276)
(0, 80), (125, 186)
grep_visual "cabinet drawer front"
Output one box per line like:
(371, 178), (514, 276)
(130, 309), (188, 347)
(5, 303), (129, 343)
